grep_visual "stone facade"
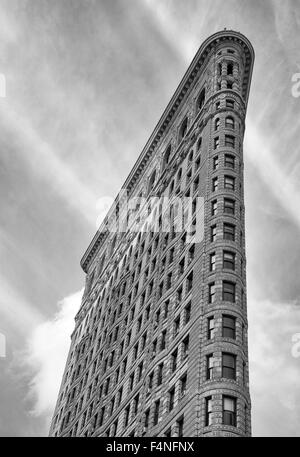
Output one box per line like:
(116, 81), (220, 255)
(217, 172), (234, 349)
(49, 30), (254, 438)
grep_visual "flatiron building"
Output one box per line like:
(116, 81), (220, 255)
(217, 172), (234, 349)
(50, 30), (254, 437)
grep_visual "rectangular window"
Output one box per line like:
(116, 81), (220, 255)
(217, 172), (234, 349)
(223, 223), (235, 241)
(222, 353), (236, 379)
(174, 317), (180, 337)
(205, 397), (212, 426)
(222, 281), (236, 302)
(225, 135), (235, 148)
(209, 252), (216, 271)
(212, 177), (218, 192)
(182, 336), (189, 359)
(124, 405), (130, 427)
(222, 315), (236, 339)
(208, 316), (215, 340)
(211, 224), (217, 242)
(186, 271), (193, 293)
(171, 350), (178, 372)
(211, 199), (217, 216)
(214, 137), (220, 149)
(226, 99), (234, 109)
(206, 354), (214, 380)
(224, 198), (235, 214)
(223, 251), (235, 270)
(223, 396), (237, 426)
(153, 400), (160, 425)
(169, 387), (175, 411)
(224, 175), (235, 190)
(157, 363), (163, 386)
(180, 373), (187, 397)
(184, 302), (191, 324)
(160, 329), (167, 350)
(209, 283), (216, 303)
(213, 155), (219, 170)
(225, 154), (235, 168)
(176, 416), (184, 437)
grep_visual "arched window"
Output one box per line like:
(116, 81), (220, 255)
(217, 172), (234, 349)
(214, 118), (220, 131)
(225, 116), (235, 129)
(162, 145), (171, 170)
(227, 62), (234, 76)
(179, 117), (188, 141)
(197, 88), (205, 111)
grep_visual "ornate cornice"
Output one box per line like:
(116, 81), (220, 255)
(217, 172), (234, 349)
(80, 30), (254, 273)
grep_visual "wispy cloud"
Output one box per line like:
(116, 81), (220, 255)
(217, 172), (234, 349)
(19, 289), (82, 434)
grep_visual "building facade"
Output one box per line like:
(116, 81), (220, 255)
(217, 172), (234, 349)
(50, 30), (254, 437)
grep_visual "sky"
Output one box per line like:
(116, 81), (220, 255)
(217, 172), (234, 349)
(0, 0), (300, 437)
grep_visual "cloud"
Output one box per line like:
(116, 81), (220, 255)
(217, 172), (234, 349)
(20, 289), (82, 433)
(249, 297), (300, 436)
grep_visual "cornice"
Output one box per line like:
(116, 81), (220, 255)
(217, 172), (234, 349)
(80, 30), (254, 273)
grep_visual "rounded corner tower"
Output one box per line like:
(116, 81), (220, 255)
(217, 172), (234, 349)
(50, 30), (254, 438)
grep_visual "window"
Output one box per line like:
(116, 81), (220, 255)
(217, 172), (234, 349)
(184, 302), (191, 324)
(223, 223), (235, 241)
(225, 135), (235, 148)
(223, 396), (237, 426)
(182, 336), (189, 359)
(197, 88), (205, 110)
(209, 252), (216, 272)
(174, 317), (180, 337)
(153, 400), (160, 425)
(222, 353), (236, 379)
(171, 350), (178, 372)
(213, 155), (219, 170)
(211, 200), (217, 216)
(162, 145), (171, 170)
(225, 116), (235, 129)
(197, 136), (202, 151)
(164, 428), (172, 437)
(209, 283), (216, 303)
(222, 315), (236, 338)
(144, 409), (150, 431)
(212, 177), (218, 192)
(179, 117), (188, 141)
(157, 363), (163, 385)
(211, 224), (217, 242)
(223, 251), (235, 270)
(186, 271), (193, 293)
(224, 198), (235, 214)
(148, 170), (156, 195)
(226, 99), (234, 109)
(180, 373), (187, 397)
(224, 175), (235, 190)
(195, 155), (201, 170)
(206, 354), (214, 380)
(214, 137), (219, 149)
(176, 416), (184, 437)
(217, 62), (222, 75)
(216, 101), (220, 110)
(227, 62), (233, 75)
(223, 281), (236, 302)
(225, 154), (235, 168)
(214, 117), (220, 130)
(168, 387), (175, 411)
(227, 80), (233, 89)
(207, 317), (215, 340)
(133, 394), (139, 415)
(205, 397), (212, 426)
(124, 405), (130, 427)
(160, 329), (167, 350)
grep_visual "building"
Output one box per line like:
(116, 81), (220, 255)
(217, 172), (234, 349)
(49, 30), (254, 437)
